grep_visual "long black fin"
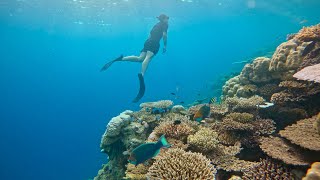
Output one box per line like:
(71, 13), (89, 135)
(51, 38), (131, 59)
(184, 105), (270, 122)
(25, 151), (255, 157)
(132, 73), (145, 103)
(100, 55), (123, 72)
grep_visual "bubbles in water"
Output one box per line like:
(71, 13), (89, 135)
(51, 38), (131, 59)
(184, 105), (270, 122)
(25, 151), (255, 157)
(247, 0), (256, 9)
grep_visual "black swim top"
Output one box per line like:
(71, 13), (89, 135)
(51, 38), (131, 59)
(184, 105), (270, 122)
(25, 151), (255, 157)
(148, 22), (168, 42)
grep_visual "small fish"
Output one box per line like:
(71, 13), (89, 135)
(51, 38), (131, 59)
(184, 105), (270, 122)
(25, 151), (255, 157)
(209, 97), (216, 104)
(180, 101), (185, 104)
(256, 102), (274, 108)
(193, 98), (214, 122)
(299, 19), (308, 24)
(173, 120), (181, 125)
(128, 135), (171, 165)
(170, 92), (176, 95)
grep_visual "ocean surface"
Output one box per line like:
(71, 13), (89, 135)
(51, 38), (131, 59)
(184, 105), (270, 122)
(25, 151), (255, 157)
(0, 0), (320, 179)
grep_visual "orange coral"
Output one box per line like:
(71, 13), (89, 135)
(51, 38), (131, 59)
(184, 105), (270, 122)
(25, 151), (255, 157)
(279, 115), (320, 151)
(294, 24), (320, 42)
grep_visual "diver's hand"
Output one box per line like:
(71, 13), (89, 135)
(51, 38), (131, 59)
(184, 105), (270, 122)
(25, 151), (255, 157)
(162, 47), (167, 54)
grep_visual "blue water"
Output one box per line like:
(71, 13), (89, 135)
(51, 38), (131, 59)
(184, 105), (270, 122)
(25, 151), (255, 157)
(1, 0), (319, 179)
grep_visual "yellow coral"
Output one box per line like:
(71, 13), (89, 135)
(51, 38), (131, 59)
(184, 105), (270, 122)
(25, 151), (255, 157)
(303, 162), (320, 180)
(147, 148), (217, 180)
(187, 128), (219, 152)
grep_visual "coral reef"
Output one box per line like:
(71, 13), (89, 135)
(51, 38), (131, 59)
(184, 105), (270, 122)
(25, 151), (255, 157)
(259, 136), (310, 166)
(225, 112), (254, 123)
(294, 24), (320, 42)
(187, 127), (219, 152)
(140, 100), (173, 109)
(316, 113), (320, 135)
(279, 115), (320, 151)
(147, 148), (217, 180)
(239, 57), (273, 83)
(152, 120), (196, 141)
(294, 63), (320, 83)
(242, 158), (294, 180)
(225, 95), (265, 112)
(124, 164), (149, 180)
(303, 162), (320, 180)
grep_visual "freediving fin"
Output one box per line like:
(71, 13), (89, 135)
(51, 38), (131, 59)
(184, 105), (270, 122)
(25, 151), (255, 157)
(100, 55), (123, 72)
(132, 73), (145, 103)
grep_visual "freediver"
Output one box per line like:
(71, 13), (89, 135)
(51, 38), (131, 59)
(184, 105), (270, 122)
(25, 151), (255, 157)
(101, 14), (169, 102)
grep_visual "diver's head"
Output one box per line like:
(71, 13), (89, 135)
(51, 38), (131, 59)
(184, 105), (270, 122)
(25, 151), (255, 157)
(157, 14), (169, 23)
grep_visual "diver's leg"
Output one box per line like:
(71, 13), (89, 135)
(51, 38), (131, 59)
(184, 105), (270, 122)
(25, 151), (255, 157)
(141, 51), (154, 76)
(122, 52), (146, 62)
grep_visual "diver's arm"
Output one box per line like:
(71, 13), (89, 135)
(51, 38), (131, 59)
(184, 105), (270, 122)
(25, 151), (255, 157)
(162, 32), (167, 53)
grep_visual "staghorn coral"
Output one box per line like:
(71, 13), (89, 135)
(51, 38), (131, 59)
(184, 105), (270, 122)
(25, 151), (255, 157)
(225, 112), (255, 123)
(294, 24), (320, 42)
(147, 148), (217, 180)
(242, 158), (294, 180)
(239, 57), (273, 83)
(269, 39), (313, 80)
(293, 63), (320, 83)
(124, 164), (149, 180)
(303, 162), (320, 180)
(187, 127), (219, 152)
(225, 95), (265, 112)
(259, 136), (309, 166)
(279, 115), (320, 151)
(140, 100), (173, 109)
(152, 121), (195, 141)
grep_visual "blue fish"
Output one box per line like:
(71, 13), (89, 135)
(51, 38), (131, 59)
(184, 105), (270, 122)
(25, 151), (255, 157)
(128, 135), (171, 165)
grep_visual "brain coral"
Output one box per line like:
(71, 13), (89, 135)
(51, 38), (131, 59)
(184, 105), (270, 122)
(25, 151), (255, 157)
(269, 39), (312, 80)
(147, 148), (217, 180)
(242, 158), (294, 180)
(279, 115), (320, 151)
(239, 57), (273, 83)
(294, 24), (320, 42)
(187, 127), (219, 152)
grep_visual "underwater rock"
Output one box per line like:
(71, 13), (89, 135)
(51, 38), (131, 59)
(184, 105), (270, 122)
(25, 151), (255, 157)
(242, 158), (294, 180)
(147, 148), (217, 180)
(279, 115), (320, 151)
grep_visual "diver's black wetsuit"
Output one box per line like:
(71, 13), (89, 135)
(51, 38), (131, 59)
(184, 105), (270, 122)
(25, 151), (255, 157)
(141, 22), (168, 55)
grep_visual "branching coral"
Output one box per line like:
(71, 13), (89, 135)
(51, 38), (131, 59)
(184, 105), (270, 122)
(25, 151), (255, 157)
(293, 63), (320, 83)
(219, 118), (254, 131)
(187, 127), (219, 152)
(259, 136), (309, 166)
(242, 158), (294, 180)
(251, 119), (276, 135)
(210, 103), (229, 120)
(212, 156), (258, 172)
(124, 164), (149, 180)
(303, 162), (320, 180)
(294, 24), (320, 42)
(225, 112), (255, 123)
(147, 148), (217, 180)
(279, 115), (320, 151)
(153, 121), (195, 141)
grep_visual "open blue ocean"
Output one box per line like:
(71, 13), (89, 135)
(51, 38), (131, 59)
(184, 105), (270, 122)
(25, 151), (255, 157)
(1, 0), (320, 179)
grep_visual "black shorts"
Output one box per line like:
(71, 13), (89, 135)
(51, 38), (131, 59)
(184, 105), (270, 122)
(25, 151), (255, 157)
(141, 39), (160, 55)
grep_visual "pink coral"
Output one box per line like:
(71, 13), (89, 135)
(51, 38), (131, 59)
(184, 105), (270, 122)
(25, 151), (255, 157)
(293, 64), (320, 83)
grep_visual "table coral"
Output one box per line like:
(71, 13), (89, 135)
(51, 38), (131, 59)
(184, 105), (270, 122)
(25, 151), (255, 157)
(279, 115), (320, 151)
(293, 63), (320, 83)
(294, 24), (320, 42)
(225, 112), (255, 123)
(225, 95), (265, 112)
(259, 136), (309, 166)
(187, 127), (219, 152)
(242, 158), (294, 180)
(147, 148), (217, 180)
